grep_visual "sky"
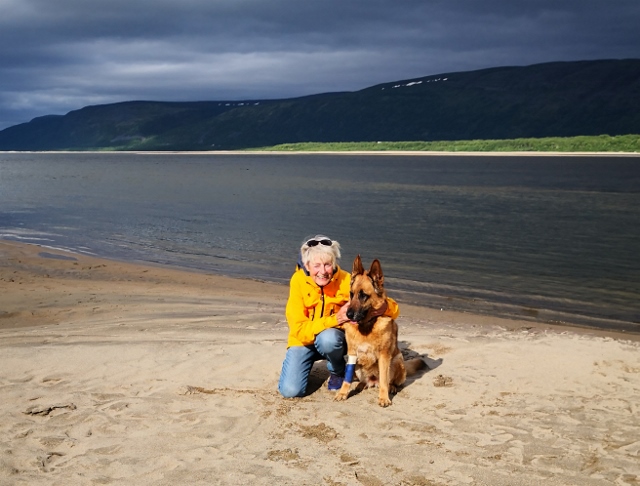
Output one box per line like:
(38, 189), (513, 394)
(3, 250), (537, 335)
(1, 0), (639, 130)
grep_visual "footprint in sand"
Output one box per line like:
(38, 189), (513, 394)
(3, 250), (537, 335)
(23, 403), (77, 416)
(37, 452), (65, 472)
(433, 374), (453, 387)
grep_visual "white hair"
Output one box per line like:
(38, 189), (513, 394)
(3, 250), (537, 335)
(300, 234), (341, 269)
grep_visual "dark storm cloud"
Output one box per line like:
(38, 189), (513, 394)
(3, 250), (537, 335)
(1, 0), (638, 129)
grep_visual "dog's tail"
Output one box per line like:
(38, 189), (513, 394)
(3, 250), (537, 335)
(405, 357), (428, 376)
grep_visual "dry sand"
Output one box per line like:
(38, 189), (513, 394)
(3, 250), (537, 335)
(1, 240), (639, 486)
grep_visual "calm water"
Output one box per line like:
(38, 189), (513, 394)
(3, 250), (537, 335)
(1, 152), (639, 332)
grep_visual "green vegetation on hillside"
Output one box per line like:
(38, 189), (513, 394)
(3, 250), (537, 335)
(256, 135), (640, 153)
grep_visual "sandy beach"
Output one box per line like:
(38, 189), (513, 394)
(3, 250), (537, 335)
(1, 240), (639, 485)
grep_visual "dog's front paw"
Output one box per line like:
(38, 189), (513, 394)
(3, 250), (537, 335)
(378, 395), (392, 407)
(334, 390), (348, 401)
(334, 381), (352, 401)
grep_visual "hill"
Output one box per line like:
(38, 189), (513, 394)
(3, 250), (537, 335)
(0, 59), (639, 151)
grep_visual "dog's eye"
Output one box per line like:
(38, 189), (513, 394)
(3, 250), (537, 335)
(358, 290), (368, 302)
(349, 291), (353, 299)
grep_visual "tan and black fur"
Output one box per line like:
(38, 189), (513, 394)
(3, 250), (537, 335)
(334, 255), (425, 407)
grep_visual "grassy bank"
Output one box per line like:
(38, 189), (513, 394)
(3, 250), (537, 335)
(254, 134), (640, 153)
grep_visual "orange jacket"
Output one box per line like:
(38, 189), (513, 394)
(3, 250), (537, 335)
(285, 265), (399, 347)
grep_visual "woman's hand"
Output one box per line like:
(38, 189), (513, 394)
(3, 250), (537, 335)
(336, 302), (352, 325)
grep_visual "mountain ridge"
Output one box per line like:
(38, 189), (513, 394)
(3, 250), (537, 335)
(1, 59), (639, 151)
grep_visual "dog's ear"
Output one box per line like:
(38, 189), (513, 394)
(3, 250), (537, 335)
(369, 259), (384, 294)
(352, 254), (365, 276)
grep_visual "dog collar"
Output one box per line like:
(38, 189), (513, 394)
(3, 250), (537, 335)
(370, 301), (388, 318)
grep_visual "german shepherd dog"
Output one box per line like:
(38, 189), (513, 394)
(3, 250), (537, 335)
(334, 255), (425, 407)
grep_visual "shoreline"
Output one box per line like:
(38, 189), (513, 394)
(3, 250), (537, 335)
(1, 239), (637, 341)
(2, 149), (640, 157)
(2, 239), (640, 484)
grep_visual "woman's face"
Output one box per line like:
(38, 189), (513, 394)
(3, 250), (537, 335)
(307, 257), (334, 287)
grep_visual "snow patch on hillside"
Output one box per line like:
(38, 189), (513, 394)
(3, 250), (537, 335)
(382, 77), (448, 90)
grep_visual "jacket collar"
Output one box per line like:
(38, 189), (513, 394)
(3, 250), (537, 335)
(296, 251), (310, 276)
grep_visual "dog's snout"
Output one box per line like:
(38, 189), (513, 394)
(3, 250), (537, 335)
(346, 308), (355, 320)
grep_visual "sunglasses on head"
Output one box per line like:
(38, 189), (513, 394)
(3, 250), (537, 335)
(306, 238), (332, 247)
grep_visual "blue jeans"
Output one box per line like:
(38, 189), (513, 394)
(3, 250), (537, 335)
(278, 328), (347, 398)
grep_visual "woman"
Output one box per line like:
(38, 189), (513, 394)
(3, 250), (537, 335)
(278, 234), (399, 398)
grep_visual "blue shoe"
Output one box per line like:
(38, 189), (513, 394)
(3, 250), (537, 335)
(327, 374), (344, 391)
